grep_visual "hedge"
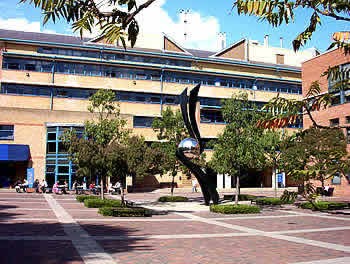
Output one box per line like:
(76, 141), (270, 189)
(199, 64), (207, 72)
(158, 196), (189, 202)
(76, 195), (99, 203)
(300, 201), (348, 211)
(210, 204), (260, 214)
(98, 207), (152, 217)
(255, 197), (294, 205)
(84, 198), (122, 208)
(223, 194), (258, 201)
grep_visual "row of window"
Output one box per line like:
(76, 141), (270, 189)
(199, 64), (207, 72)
(330, 91), (350, 106)
(2, 57), (302, 94)
(37, 47), (192, 67)
(0, 125), (14, 140)
(0, 83), (179, 104)
(199, 97), (266, 109)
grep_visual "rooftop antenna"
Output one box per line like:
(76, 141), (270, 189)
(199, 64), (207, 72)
(179, 9), (190, 41)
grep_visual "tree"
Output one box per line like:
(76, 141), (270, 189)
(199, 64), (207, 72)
(280, 127), (349, 208)
(20, 0), (157, 47)
(63, 89), (129, 199)
(210, 92), (280, 204)
(152, 107), (188, 195)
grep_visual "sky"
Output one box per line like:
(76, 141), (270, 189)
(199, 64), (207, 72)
(0, 0), (348, 52)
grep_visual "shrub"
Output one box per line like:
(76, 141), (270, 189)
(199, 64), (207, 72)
(280, 190), (298, 204)
(255, 197), (284, 205)
(210, 204), (260, 214)
(300, 201), (348, 211)
(223, 194), (257, 201)
(84, 198), (122, 208)
(76, 195), (99, 203)
(158, 196), (188, 202)
(98, 207), (152, 217)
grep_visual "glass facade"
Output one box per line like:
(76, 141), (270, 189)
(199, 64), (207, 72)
(46, 126), (84, 189)
(0, 83), (178, 104)
(2, 56), (302, 94)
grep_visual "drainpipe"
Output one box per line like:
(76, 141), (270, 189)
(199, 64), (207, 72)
(160, 68), (165, 114)
(50, 58), (56, 111)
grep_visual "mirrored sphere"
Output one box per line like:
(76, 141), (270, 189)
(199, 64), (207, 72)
(178, 138), (200, 159)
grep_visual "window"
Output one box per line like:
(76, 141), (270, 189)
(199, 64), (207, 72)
(346, 116), (350, 124)
(0, 125), (14, 140)
(133, 116), (155, 128)
(347, 128), (350, 144)
(332, 172), (341, 185)
(200, 110), (224, 124)
(329, 118), (339, 127)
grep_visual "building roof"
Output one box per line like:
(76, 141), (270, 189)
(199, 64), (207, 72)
(0, 29), (89, 45)
(0, 29), (303, 72)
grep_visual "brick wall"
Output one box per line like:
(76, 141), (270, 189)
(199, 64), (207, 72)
(302, 49), (350, 197)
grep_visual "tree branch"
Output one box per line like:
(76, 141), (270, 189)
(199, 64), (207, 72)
(123, 0), (157, 27)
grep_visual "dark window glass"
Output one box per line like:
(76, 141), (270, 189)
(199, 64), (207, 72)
(47, 142), (56, 153)
(47, 133), (56, 141)
(200, 110), (224, 124)
(330, 118), (339, 127)
(133, 116), (155, 128)
(347, 128), (350, 144)
(46, 165), (56, 173)
(57, 166), (69, 174)
(0, 125), (14, 140)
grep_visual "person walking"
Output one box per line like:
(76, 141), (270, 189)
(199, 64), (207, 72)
(192, 178), (198, 193)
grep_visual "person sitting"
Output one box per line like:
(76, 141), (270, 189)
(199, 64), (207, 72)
(22, 179), (29, 192)
(108, 183), (113, 193)
(72, 180), (78, 194)
(62, 181), (68, 194)
(113, 181), (121, 194)
(40, 179), (48, 193)
(14, 180), (22, 193)
(53, 181), (60, 194)
(89, 183), (96, 194)
(33, 179), (40, 193)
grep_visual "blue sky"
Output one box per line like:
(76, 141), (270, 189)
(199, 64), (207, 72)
(0, 0), (348, 52)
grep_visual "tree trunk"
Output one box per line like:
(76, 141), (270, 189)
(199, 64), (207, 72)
(235, 175), (240, 205)
(171, 174), (175, 196)
(100, 176), (104, 200)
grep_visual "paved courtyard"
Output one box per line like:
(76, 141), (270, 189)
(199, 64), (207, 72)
(0, 190), (350, 264)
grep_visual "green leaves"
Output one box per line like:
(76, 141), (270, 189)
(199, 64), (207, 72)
(211, 92), (280, 177)
(292, 12), (321, 52)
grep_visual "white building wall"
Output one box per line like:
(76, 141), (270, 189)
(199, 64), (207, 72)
(248, 42), (316, 67)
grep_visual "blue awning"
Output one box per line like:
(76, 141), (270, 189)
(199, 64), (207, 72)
(0, 144), (30, 161)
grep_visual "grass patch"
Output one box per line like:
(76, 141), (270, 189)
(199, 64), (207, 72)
(158, 196), (189, 202)
(76, 195), (99, 203)
(255, 197), (293, 205)
(84, 198), (122, 208)
(98, 207), (152, 217)
(210, 204), (260, 214)
(300, 201), (348, 211)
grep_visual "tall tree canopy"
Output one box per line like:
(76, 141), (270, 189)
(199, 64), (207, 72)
(152, 107), (189, 195)
(210, 92), (282, 204)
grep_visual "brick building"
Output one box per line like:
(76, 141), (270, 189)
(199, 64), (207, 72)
(302, 48), (350, 197)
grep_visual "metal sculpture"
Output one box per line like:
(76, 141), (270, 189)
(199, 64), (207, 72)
(176, 84), (220, 205)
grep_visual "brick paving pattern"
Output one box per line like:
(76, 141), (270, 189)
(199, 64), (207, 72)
(0, 190), (349, 264)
